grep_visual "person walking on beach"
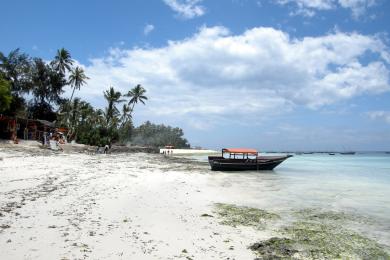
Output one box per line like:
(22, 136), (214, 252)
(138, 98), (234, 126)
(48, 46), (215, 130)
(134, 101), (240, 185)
(24, 127), (28, 140)
(104, 144), (110, 154)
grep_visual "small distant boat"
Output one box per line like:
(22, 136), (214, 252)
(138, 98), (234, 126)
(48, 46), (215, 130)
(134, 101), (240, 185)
(328, 153), (335, 155)
(340, 152), (356, 155)
(208, 148), (292, 171)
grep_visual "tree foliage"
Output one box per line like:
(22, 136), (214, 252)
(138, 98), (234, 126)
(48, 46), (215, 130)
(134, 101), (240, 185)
(0, 49), (32, 116)
(69, 66), (89, 102)
(0, 48), (191, 148)
(131, 121), (190, 148)
(0, 75), (12, 112)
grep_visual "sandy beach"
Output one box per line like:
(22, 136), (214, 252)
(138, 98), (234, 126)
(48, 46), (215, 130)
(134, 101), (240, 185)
(1, 145), (390, 259)
(0, 145), (261, 259)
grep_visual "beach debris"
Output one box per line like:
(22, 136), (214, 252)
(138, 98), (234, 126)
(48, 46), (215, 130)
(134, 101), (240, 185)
(213, 203), (280, 229)
(182, 249), (188, 253)
(0, 224), (11, 229)
(48, 225), (57, 228)
(6, 239), (11, 243)
(200, 213), (214, 217)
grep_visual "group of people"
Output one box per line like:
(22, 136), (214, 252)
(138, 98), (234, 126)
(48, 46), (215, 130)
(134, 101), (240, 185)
(42, 129), (66, 150)
(162, 149), (173, 155)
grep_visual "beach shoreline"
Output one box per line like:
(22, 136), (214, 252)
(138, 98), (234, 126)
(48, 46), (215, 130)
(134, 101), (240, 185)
(1, 147), (389, 259)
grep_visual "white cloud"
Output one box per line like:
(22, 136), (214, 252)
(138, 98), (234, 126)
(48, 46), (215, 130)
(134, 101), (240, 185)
(74, 26), (390, 128)
(366, 111), (390, 124)
(274, 0), (377, 18)
(338, 0), (376, 18)
(143, 24), (155, 36)
(163, 0), (205, 19)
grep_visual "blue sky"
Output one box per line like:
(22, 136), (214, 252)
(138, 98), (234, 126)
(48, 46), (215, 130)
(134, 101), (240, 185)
(1, 0), (390, 151)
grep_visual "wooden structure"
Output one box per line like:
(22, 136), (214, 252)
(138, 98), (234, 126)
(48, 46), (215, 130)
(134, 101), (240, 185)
(0, 115), (67, 143)
(208, 148), (292, 171)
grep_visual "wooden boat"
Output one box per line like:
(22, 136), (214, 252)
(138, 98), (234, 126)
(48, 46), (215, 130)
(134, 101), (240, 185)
(208, 148), (292, 171)
(340, 152), (356, 155)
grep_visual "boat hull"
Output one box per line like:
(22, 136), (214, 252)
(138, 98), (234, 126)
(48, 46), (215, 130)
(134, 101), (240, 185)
(208, 155), (292, 171)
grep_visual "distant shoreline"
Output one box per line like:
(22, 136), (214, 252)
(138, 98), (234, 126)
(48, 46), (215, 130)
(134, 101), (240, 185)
(159, 148), (218, 155)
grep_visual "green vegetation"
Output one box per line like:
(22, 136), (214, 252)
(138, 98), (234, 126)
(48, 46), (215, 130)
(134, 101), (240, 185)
(213, 203), (280, 229)
(0, 75), (12, 112)
(0, 48), (190, 147)
(132, 121), (190, 148)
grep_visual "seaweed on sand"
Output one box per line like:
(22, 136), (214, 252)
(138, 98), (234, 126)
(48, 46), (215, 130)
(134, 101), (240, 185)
(213, 205), (390, 259)
(249, 221), (390, 260)
(213, 203), (280, 229)
(249, 237), (298, 259)
(280, 221), (390, 259)
(143, 154), (209, 172)
(295, 208), (374, 224)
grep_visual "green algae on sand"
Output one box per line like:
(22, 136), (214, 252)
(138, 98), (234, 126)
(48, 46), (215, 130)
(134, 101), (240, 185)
(295, 208), (374, 224)
(213, 203), (280, 229)
(249, 221), (390, 260)
(249, 237), (298, 259)
(280, 221), (390, 259)
(213, 204), (389, 259)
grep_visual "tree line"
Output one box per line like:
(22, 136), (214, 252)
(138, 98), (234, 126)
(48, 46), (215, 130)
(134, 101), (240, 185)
(0, 48), (190, 148)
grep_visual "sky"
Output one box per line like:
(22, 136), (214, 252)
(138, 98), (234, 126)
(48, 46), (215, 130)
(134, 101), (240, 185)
(1, 0), (390, 151)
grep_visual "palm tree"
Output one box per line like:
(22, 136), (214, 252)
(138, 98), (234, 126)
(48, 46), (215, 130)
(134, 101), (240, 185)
(51, 48), (73, 75)
(120, 104), (132, 127)
(103, 86), (123, 126)
(68, 66), (89, 102)
(125, 84), (148, 114)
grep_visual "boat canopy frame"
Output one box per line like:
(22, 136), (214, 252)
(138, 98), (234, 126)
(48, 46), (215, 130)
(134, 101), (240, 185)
(222, 148), (259, 159)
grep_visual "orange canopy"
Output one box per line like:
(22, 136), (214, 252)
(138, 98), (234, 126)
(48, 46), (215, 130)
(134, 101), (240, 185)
(222, 148), (258, 154)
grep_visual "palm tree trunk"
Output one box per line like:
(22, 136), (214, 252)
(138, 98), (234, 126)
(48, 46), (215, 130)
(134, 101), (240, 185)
(131, 102), (136, 115)
(69, 87), (76, 103)
(66, 87), (77, 131)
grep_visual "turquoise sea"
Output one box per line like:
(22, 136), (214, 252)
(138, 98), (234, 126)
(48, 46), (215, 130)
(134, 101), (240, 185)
(187, 152), (390, 247)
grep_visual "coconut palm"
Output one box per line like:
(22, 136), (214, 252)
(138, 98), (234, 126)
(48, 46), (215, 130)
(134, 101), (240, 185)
(103, 86), (123, 126)
(120, 104), (132, 127)
(51, 48), (73, 75)
(125, 84), (148, 114)
(68, 66), (89, 102)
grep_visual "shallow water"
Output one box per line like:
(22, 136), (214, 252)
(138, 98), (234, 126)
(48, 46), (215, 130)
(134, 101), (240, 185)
(185, 153), (390, 246)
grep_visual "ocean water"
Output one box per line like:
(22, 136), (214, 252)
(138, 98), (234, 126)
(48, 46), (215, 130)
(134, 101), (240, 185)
(187, 152), (390, 246)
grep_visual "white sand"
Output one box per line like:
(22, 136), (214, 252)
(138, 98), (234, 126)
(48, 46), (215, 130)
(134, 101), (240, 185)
(0, 147), (267, 259)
